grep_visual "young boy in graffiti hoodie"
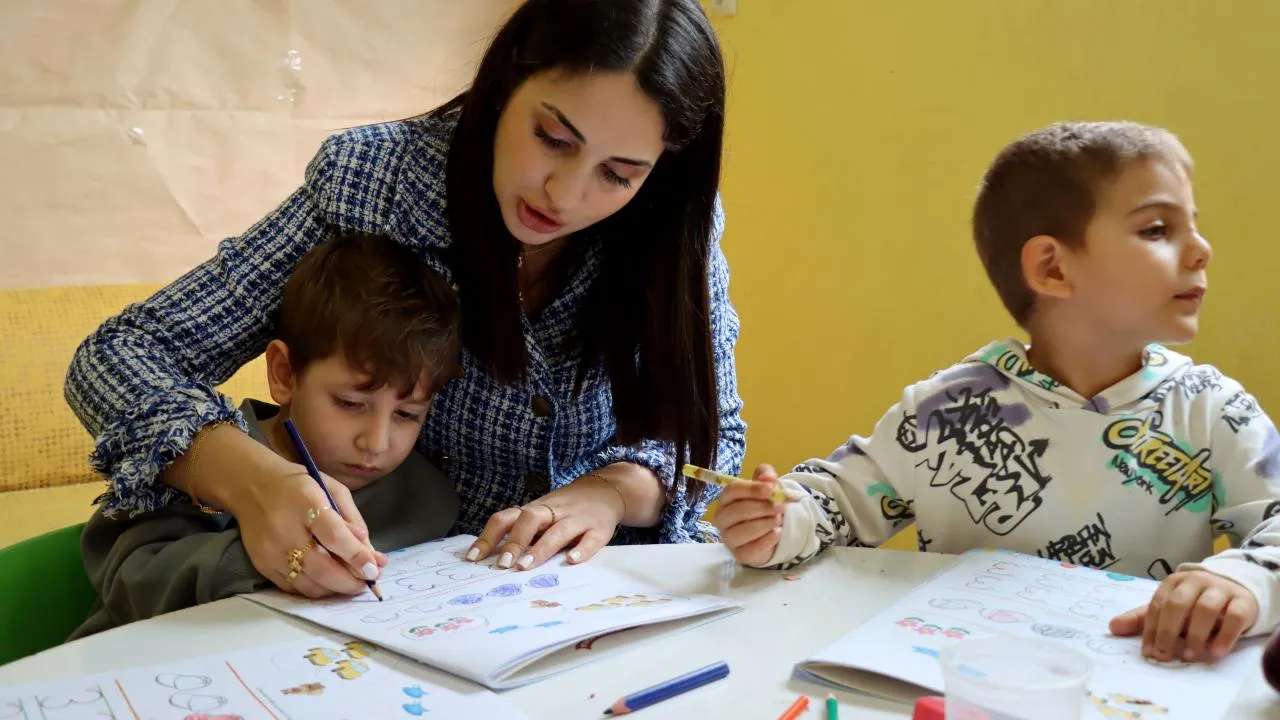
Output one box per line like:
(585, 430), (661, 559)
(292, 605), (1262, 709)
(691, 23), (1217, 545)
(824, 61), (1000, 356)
(713, 121), (1280, 665)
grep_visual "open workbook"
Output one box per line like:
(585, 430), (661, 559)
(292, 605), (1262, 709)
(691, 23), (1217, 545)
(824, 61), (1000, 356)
(0, 633), (524, 719)
(245, 535), (742, 690)
(794, 549), (1263, 720)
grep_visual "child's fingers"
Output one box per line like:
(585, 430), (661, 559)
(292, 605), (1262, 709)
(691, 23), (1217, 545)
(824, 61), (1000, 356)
(735, 525), (783, 566)
(1150, 580), (1200, 660)
(713, 498), (784, 533)
(1209, 597), (1255, 661)
(1107, 606), (1146, 637)
(751, 464), (779, 483)
(1181, 588), (1229, 661)
(722, 516), (784, 551)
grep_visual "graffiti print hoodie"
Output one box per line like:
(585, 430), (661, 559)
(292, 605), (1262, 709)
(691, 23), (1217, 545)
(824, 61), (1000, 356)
(765, 338), (1280, 636)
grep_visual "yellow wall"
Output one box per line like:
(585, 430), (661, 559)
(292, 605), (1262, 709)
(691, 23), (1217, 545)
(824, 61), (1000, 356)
(712, 1), (1280, 483)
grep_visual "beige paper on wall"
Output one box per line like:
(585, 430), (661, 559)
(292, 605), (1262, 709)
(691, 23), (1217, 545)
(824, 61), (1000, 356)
(0, 0), (518, 289)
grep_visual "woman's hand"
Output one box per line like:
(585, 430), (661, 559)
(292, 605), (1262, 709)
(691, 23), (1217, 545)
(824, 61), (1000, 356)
(168, 426), (384, 598)
(466, 474), (628, 571)
(234, 468), (387, 598)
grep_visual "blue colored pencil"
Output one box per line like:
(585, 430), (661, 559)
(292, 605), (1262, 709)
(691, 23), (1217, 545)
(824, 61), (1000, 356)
(282, 419), (383, 601)
(603, 661), (730, 715)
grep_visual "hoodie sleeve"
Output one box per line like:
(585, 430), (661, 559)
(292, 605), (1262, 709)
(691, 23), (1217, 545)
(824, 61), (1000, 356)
(1180, 378), (1280, 637)
(758, 387), (919, 570)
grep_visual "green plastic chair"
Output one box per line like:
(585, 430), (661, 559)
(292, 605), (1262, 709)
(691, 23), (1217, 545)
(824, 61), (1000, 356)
(0, 523), (98, 665)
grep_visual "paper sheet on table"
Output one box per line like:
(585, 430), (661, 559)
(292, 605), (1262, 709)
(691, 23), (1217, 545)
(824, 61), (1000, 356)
(794, 549), (1262, 720)
(0, 633), (524, 719)
(245, 535), (744, 689)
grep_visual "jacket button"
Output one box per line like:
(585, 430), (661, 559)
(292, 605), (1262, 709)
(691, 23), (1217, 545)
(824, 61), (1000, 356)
(523, 471), (550, 497)
(531, 395), (552, 418)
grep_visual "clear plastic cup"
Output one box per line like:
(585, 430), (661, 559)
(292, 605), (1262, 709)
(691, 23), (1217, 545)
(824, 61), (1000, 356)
(940, 636), (1092, 720)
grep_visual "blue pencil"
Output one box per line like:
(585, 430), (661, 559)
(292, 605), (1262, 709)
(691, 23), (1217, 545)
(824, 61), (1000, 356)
(603, 661), (730, 715)
(282, 419), (383, 601)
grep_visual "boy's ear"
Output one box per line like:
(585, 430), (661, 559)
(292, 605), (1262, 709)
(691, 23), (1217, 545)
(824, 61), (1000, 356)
(1021, 234), (1075, 302)
(264, 340), (296, 406)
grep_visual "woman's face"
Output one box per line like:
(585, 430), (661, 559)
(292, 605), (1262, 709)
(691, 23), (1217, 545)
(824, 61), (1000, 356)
(492, 69), (666, 247)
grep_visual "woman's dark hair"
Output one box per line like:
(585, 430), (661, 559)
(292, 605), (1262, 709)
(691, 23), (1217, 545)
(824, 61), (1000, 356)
(441, 0), (727, 492)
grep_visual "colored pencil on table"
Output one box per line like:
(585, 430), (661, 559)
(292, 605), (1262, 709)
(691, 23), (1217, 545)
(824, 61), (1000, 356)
(283, 419), (383, 601)
(602, 661), (730, 716)
(682, 463), (803, 504)
(826, 693), (838, 719)
(777, 695), (810, 720)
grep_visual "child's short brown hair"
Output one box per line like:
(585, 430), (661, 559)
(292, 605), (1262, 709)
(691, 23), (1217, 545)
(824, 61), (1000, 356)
(972, 121), (1192, 325)
(278, 233), (461, 396)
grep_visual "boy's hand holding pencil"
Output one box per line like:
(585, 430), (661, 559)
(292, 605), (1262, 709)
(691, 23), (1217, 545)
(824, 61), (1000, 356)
(691, 463), (801, 567)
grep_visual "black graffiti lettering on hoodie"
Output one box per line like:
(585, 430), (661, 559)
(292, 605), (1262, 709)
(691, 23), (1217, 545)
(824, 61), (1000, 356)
(1148, 367), (1224, 406)
(1222, 390), (1264, 434)
(1037, 513), (1117, 569)
(914, 388), (1052, 535)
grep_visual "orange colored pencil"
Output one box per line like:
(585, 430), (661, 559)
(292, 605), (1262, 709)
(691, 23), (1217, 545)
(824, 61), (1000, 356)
(777, 695), (810, 720)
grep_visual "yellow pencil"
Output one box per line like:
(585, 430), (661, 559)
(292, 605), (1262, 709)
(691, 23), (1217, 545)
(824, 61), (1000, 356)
(682, 464), (803, 503)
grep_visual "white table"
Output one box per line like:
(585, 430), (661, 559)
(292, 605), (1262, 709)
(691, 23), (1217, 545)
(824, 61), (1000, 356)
(4, 545), (1280, 719)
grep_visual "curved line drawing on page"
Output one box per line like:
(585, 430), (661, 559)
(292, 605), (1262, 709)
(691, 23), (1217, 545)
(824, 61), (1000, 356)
(396, 576), (437, 593)
(0, 699), (26, 720)
(403, 602), (442, 615)
(985, 560), (1028, 576)
(35, 687), (108, 711)
(1031, 623), (1087, 640)
(436, 566), (487, 582)
(448, 593), (484, 606)
(401, 615), (489, 640)
(927, 598), (983, 611)
(965, 575), (1010, 592)
(1068, 600), (1104, 620)
(361, 610), (400, 624)
(527, 573), (560, 589)
(1085, 637), (1131, 656)
(156, 673), (213, 691)
(169, 693), (228, 712)
(415, 556), (452, 569)
(978, 608), (1033, 624)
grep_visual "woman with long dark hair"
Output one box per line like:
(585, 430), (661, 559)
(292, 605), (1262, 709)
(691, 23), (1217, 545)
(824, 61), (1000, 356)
(66, 0), (745, 597)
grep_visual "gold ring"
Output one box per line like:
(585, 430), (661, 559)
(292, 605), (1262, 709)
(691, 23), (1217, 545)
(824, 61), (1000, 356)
(287, 568), (300, 583)
(305, 507), (328, 529)
(538, 502), (558, 525)
(287, 539), (317, 577)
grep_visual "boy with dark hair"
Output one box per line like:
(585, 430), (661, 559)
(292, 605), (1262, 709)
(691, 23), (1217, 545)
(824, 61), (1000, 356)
(72, 233), (462, 638)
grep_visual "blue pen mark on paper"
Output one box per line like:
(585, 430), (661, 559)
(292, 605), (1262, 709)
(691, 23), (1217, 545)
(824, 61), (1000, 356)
(448, 593), (483, 605)
(912, 646), (940, 658)
(535, 620), (565, 628)
(402, 686), (427, 699)
(487, 583), (522, 597)
(489, 625), (520, 635)
(527, 573), (560, 589)
(403, 701), (427, 715)
(1105, 572), (1135, 582)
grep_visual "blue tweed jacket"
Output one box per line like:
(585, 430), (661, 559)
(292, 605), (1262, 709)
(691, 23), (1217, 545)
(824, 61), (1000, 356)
(65, 109), (746, 545)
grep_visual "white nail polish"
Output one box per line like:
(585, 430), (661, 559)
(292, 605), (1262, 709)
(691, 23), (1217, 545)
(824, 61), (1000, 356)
(568, 550), (583, 563)
(361, 563), (379, 580)
(517, 554), (534, 570)
(498, 551), (514, 568)
(465, 547), (480, 562)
